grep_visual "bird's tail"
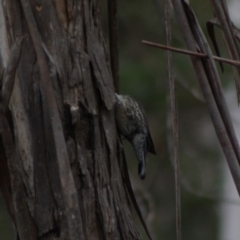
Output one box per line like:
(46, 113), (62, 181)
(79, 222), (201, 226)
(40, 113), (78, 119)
(132, 134), (147, 180)
(138, 158), (146, 179)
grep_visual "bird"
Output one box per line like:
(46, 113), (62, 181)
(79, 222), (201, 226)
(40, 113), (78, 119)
(115, 93), (156, 179)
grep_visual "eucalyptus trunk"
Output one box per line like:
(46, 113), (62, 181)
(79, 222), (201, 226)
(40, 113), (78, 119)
(0, 1), (140, 239)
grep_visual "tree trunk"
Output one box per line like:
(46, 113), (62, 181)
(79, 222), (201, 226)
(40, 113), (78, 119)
(0, 0), (140, 239)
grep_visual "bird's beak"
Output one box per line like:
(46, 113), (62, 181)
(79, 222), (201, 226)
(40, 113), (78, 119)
(115, 93), (121, 103)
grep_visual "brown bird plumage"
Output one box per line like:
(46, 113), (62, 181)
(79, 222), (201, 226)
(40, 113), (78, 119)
(115, 94), (156, 179)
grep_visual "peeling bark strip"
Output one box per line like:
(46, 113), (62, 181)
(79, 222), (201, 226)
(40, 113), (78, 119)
(83, 0), (116, 110)
(0, 0), (142, 239)
(19, 1), (83, 240)
(108, 0), (119, 92)
(0, 34), (31, 239)
(2, 36), (24, 112)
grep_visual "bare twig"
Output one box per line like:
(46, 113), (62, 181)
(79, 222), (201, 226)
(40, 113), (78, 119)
(206, 20), (224, 72)
(210, 0), (240, 102)
(170, 0), (240, 196)
(183, 1), (240, 169)
(165, 1), (182, 240)
(142, 40), (240, 67)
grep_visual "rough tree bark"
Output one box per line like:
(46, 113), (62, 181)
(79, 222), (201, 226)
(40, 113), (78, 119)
(0, 0), (140, 239)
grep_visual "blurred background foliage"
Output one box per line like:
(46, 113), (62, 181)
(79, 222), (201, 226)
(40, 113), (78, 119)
(0, 0), (239, 239)
(0, 194), (14, 239)
(114, 0), (238, 240)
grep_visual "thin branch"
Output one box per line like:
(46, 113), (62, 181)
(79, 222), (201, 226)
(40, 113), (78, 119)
(210, 0), (240, 102)
(170, 0), (240, 197)
(142, 40), (240, 67)
(165, 1), (182, 240)
(183, 1), (240, 169)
